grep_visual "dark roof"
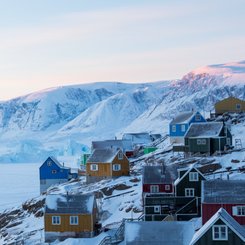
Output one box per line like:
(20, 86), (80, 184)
(185, 122), (223, 138)
(87, 148), (120, 163)
(170, 111), (195, 124)
(91, 139), (133, 152)
(202, 180), (245, 204)
(45, 194), (95, 214)
(125, 221), (195, 245)
(190, 208), (245, 244)
(143, 165), (178, 184)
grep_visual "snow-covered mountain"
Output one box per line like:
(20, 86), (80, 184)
(0, 61), (244, 162)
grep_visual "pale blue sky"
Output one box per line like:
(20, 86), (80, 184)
(0, 0), (245, 100)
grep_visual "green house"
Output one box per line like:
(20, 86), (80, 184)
(184, 122), (232, 154)
(143, 147), (157, 154)
(80, 153), (91, 165)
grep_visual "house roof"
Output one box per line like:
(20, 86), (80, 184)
(174, 166), (206, 186)
(45, 194), (95, 214)
(202, 179), (245, 204)
(122, 133), (152, 144)
(91, 139), (133, 152)
(143, 165), (178, 184)
(125, 221), (195, 245)
(87, 148), (120, 163)
(170, 111), (195, 124)
(184, 122), (223, 138)
(190, 208), (245, 244)
(47, 156), (70, 170)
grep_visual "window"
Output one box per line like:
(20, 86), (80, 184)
(52, 216), (61, 225)
(212, 225), (228, 240)
(150, 185), (159, 193)
(52, 170), (57, 174)
(195, 114), (201, 121)
(154, 206), (160, 213)
(70, 216), (79, 225)
(118, 152), (123, 160)
(181, 124), (186, 132)
(113, 164), (121, 171)
(189, 172), (199, 181)
(185, 188), (195, 197)
(226, 138), (231, 146)
(236, 104), (241, 110)
(165, 185), (170, 191)
(172, 125), (176, 132)
(90, 164), (98, 171)
(47, 161), (52, 166)
(233, 206), (245, 216)
(197, 139), (206, 145)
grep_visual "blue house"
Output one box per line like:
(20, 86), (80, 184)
(169, 111), (206, 144)
(39, 157), (73, 194)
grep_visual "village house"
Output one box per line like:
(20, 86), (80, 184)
(169, 111), (206, 144)
(86, 148), (130, 183)
(190, 208), (245, 245)
(39, 157), (77, 194)
(202, 179), (245, 225)
(184, 122), (232, 155)
(44, 193), (98, 242)
(122, 132), (153, 147)
(215, 96), (245, 115)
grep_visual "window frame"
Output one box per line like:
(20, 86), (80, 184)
(118, 152), (123, 160)
(236, 104), (241, 110)
(172, 125), (176, 132)
(70, 216), (79, 225)
(154, 206), (160, 213)
(150, 185), (159, 193)
(112, 164), (121, 171)
(189, 172), (199, 182)
(165, 185), (170, 191)
(47, 161), (52, 166)
(52, 216), (61, 225)
(90, 164), (98, 171)
(185, 188), (195, 197)
(181, 124), (186, 132)
(52, 170), (57, 174)
(212, 225), (228, 241)
(195, 114), (201, 121)
(233, 206), (245, 216)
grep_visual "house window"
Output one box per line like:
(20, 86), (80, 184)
(52, 216), (61, 225)
(52, 170), (57, 174)
(212, 225), (228, 240)
(47, 161), (52, 166)
(118, 152), (123, 160)
(181, 125), (186, 132)
(185, 188), (195, 197)
(233, 206), (245, 216)
(154, 206), (160, 213)
(165, 185), (170, 191)
(70, 216), (79, 225)
(236, 104), (241, 110)
(195, 114), (201, 121)
(113, 164), (121, 171)
(189, 172), (199, 182)
(197, 139), (206, 145)
(90, 164), (98, 171)
(150, 185), (159, 193)
(172, 125), (176, 132)
(226, 138), (231, 145)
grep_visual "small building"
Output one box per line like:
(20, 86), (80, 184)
(174, 166), (206, 198)
(122, 132), (153, 147)
(86, 149), (130, 183)
(169, 111), (206, 144)
(215, 96), (245, 115)
(124, 221), (196, 245)
(143, 147), (158, 154)
(44, 193), (98, 242)
(184, 122), (232, 154)
(202, 180), (245, 225)
(39, 157), (73, 194)
(190, 208), (245, 245)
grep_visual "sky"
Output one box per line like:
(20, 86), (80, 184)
(0, 0), (245, 100)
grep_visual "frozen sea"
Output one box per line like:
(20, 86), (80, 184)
(0, 163), (40, 212)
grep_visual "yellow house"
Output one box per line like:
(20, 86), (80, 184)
(215, 97), (245, 115)
(44, 193), (98, 242)
(86, 149), (130, 183)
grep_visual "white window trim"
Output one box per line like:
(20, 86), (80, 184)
(154, 206), (160, 213)
(226, 138), (231, 145)
(52, 216), (61, 225)
(112, 164), (121, 171)
(150, 185), (159, 193)
(165, 185), (170, 191)
(47, 161), (52, 166)
(212, 225), (228, 241)
(189, 172), (199, 182)
(118, 152), (123, 160)
(70, 216), (79, 225)
(90, 164), (98, 171)
(185, 188), (195, 197)
(181, 124), (186, 132)
(172, 125), (176, 132)
(233, 206), (245, 216)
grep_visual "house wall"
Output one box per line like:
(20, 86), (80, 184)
(187, 138), (211, 153)
(143, 184), (173, 194)
(40, 178), (68, 194)
(202, 203), (245, 225)
(111, 154), (129, 177)
(215, 97), (245, 115)
(193, 219), (245, 245)
(86, 163), (111, 177)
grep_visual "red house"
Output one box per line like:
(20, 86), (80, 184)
(142, 165), (178, 195)
(202, 180), (245, 225)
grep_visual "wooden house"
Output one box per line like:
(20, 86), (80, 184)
(86, 149), (130, 183)
(184, 122), (232, 154)
(124, 221), (196, 245)
(190, 208), (245, 245)
(215, 96), (245, 115)
(44, 193), (98, 242)
(202, 180), (245, 225)
(39, 157), (75, 194)
(169, 111), (206, 144)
